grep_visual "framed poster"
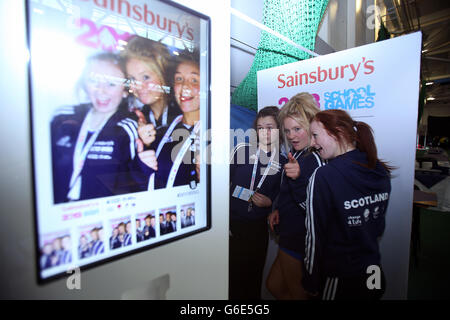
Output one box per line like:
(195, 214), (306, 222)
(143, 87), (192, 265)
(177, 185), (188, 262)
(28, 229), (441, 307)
(26, 0), (211, 283)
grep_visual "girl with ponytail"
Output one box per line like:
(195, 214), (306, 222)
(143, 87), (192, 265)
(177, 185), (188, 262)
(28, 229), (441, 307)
(302, 109), (392, 300)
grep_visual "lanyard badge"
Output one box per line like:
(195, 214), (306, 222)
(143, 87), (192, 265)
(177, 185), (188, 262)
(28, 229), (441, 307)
(232, 148), (276, 213)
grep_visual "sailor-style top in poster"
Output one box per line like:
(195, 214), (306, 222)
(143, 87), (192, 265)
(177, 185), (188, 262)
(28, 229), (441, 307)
(27, 0), (210, 282)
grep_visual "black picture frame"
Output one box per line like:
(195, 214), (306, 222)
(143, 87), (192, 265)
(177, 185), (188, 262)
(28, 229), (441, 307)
(26, 0), (211, 284)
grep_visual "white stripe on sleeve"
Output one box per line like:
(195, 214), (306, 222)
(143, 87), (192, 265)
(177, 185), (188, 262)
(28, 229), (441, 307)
(305, 167), (319, 274)
(117, 120), (138, 159)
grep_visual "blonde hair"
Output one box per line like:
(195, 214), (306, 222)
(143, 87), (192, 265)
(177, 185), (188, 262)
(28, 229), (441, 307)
(121, 35), (171, 87)
(278, 92), (320, 150)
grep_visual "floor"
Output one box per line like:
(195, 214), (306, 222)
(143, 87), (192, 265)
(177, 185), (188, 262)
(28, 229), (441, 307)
(407, 208), (450, 300)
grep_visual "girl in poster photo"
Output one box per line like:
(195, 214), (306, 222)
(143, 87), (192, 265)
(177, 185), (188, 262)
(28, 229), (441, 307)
(181, 206), (195, 228)
(142, 214), (156, 240)
(40, 234), (72, 270)
(134, 50), (201, 190)
(51, 52), (138, 203)
(109, 221), (132, 250)
(122, 35), (181, 131)
(78, 235), (91, 259)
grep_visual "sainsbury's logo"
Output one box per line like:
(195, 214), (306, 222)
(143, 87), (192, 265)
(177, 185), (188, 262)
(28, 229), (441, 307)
(277, 57), (375, 89)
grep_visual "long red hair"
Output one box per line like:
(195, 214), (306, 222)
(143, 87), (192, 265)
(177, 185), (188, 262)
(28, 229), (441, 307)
(312, 109), (392, 175)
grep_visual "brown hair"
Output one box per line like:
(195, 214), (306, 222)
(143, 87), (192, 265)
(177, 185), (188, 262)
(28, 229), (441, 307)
(253, 106), (281, 147)
(312, 109), (392, 174)
(252, 106), (280, 130)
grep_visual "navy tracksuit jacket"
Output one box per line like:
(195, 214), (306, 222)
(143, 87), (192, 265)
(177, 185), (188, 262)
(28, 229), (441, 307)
(303, 149), (391, 297)
(51, 103), (138, 203)
(276, 148), (325, 255)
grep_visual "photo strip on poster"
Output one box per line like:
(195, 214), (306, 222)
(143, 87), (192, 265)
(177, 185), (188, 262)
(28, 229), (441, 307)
(28, 0), (211, 282)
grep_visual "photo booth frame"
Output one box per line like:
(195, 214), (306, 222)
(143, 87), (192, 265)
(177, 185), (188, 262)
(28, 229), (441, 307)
(26, 0), (211, 284)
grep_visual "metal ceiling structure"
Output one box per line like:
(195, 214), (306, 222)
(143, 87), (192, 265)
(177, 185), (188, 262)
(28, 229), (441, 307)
(379, 0), (450, 105)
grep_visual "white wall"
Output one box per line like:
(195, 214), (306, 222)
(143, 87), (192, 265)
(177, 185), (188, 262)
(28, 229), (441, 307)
(319, 0), (375, 50)
(230, 0), (263, 94)
(0, 0), (230, 299)
(230, 0), (334, 96)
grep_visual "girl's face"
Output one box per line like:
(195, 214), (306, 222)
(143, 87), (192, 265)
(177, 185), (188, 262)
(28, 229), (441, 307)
(90, 231), (98, 241)
(283, 117), (309, 151)
(43, 244), (53, 255)
(310, 120), (343, 160)
(174, 61), (200, 113)
(52, 239), (62, 251)
(126, 58), (165, 105)
(256, 116), (279, 149)
(85, 60), (125, 114)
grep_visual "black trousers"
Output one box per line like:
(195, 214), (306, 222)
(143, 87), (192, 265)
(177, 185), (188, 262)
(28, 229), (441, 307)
(229, 218), (269, 300)
(320, 268), (386, 300)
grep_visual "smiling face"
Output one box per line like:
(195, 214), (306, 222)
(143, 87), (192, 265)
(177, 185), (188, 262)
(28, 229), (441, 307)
(174, 61), (200, 113)
(283, 117), (309, 151)
(126, 58), (165, 105)
(90, 230), (99, 241)
(310, 120), (344, 160)
(84, 60), (125, 114)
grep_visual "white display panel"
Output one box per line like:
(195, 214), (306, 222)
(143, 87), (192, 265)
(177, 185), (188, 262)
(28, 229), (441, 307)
(27, 0), (211, 283)
(257, 32), (422, 299)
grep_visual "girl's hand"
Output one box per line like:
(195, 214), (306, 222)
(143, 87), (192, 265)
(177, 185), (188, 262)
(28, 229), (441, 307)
(195, 153), (200, 182)
(251, 192), (272, 208)
(138, 124), (156, 146)
(136, 139), (158, 171)
(284, 152), (301, 179)
(135, 109), (156, 146)
(267, 209), (279, 232)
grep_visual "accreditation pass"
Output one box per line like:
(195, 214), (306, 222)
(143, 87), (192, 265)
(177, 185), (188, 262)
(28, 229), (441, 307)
(232, 185), (254, 202)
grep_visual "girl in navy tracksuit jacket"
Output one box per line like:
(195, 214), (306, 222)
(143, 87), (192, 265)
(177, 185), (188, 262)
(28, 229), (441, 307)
(303, 109), (392, 300)
(131, 50), (200, 190)
(266, 92), (324, 300)
(51, 53), (138, 204)
(229, 106), (283, 300)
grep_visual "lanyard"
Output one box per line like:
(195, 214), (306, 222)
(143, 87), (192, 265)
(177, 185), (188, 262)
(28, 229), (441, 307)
(247, 148), (276, 212)
(148, 106), (168, 129)
(147, 115), (191, 190)
(250, 148), (276, 193)
(67, 109), (111, 200)
(166, 121), (201, 188)
(155, 115), (183, 157)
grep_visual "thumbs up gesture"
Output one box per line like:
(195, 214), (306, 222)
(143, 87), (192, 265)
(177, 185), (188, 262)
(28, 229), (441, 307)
(134, 109), (156, 147)
(136, 138), (158, 171)
(284, 152), (300, 179)
(195, 152), (200, 182)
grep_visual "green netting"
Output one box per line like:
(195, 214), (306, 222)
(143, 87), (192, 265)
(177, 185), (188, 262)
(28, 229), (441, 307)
(231, 0), (329, 111)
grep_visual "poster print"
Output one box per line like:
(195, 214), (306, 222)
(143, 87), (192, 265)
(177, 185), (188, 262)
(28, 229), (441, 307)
(27, 0), (211, 282)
